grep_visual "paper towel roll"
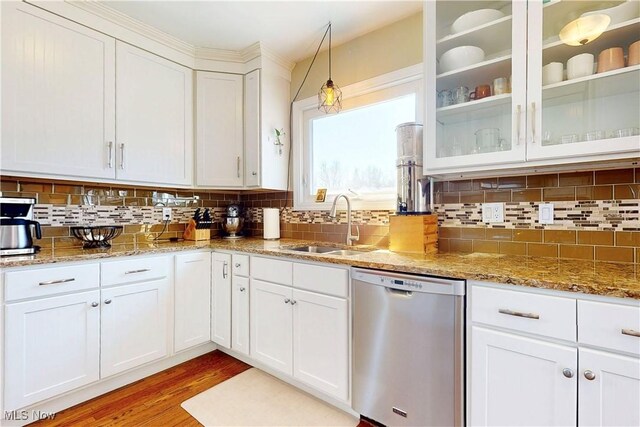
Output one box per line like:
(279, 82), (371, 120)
(263, 208), (280, 240)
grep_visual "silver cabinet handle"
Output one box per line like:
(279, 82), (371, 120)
(498, 308), (540, 320)
(584, 370), (596, 380)
(108, 141), (114, 168)
(125, 269), (150, 275)
(562, 368), (574, 378)
(622, 328), (640, 338)
(284, 298), (290, 304)
(39, 278), (75, 286)
(237, 156), (241, 178)
(222, 262), (228, 279)
(515, 104), (522, 145)
(120, 143), (125, 169)
(239, 287), (246, 292)
(104, 299), (112, 304)
(252, 171), (257, 176)
(184, 259), (203, 264)
(290, 300), (297, 305)
(91, 302), (99, 308)
(530, 102), (536, 144)
(235, 263), (241, 268)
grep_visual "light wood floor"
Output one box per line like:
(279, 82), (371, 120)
(30, 350), (368, 427)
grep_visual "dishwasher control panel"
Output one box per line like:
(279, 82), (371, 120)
(352, 269), (466, 296)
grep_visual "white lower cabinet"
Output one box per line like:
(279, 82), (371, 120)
(211, 252), (232, 348)
(100, 278), (169, 378)
(250, 279), (293, 374)
(292, 289), (349, 401)
(174, 252), (211, 352)
(4, 290), (101, 411)
(579, 348), (640, 426)
(470, 326), (577, 426)
(231, 275), (250, 356)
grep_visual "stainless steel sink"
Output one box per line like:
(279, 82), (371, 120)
(286, 245), (370, 256)
(287, 245), (339, 254)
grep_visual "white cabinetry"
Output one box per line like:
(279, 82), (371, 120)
(470, 326), (577, 426)
(100, 278), (169, 378)
(424, 1), (640, 176)
(196, 72), (244, 187)
(4, 290), (101, 411)
(174, 252), (211, 352)
(115, 41), (193, 186)
(470, 282), (640, 427)
(231, 254), (250, 356)
(211, 252), (232, 348)
(1, 1), (116, 180)
(244, 68), (290, 190)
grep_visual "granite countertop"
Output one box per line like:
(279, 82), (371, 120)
(1, 238), (638, 300)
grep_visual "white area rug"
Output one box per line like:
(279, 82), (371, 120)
(181, 368), (359, 426)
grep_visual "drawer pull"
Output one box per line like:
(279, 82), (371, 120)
(584, 370), (596, 381)
(498, 308), (540, 320)
(39, 278), (75, 286)
(91, 302), (99, 308)
(125, 269), (151, 275)
(239, 287), (246, 292)
(235, 263), (241, 268)
(621, 328), (640, 338)
(184, 259), (203, 264)
(562, 368), (574, 378)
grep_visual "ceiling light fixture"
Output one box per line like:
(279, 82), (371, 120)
(318, 23), (342, 113)
(559, 14), (610, 46)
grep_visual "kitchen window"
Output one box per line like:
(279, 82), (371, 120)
(293, 64), (423, 210)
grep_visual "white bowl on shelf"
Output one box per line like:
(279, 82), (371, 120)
(438, 46), (485, 73)
(451, 9), (506, 34)
(581, 1), (640, 26)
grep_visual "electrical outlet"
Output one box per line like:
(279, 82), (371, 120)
(539, 203), (554, 224)
(162, 208), (172, 222)
(482, 203), (504, 223)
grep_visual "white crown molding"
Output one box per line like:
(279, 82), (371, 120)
(66, 0), (296, 71)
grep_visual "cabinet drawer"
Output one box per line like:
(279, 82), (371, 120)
(251, 256), (292, 285)
(578, 300), (640, 355)
(232, 254), (249, 277)
(5, 263), (100, 302)
(101, 256), (169, 286)
(293, 263), (348, 298)
(472, 285), (576, 341)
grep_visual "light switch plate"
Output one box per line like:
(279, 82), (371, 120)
(539, 203), (554, 224)
(482, 203), (504, 223)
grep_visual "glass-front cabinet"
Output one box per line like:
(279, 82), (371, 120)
(425, 0), (640, 175)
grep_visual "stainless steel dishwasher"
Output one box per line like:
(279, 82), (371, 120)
(352, 268), (465, 427)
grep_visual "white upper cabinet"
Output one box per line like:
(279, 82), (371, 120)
(196, 71), (244, 187)
(244, 68), (290, 190)
(425, 0), (640, 176)
(1, 2), (116, 180)
(115, 42), (193, 186)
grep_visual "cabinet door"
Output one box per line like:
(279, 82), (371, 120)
(175, 252), (211, 352)
(211, 252), (232, 348)
(579, 348), (640, 427)
(115, 41), (193, 186)
(101, 279), (169, 378)
(196, 71), (244, 187)
(232, 275), (250, 355)
(470, 326), (577, 426)
(424, 1), (528, 173)
(1, 2), (116, 179)
(4, 291), (100, 410)
(250, 279), (293, 374)
(244, 69), (261, 187)
(292, 289), (348, 401)
(526, 1), (640, 162)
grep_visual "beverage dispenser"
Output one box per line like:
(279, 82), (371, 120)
(396, 122), (431, 214)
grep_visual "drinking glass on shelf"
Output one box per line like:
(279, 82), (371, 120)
(438, 89), (454, 107)
(611, 127), (640, 138)
(454, 86), (470, 104)
(584, 130), (606, 141)
(492, 77), (510, 95)
(542, 130), (553, 145)
(560, 133), (580, 144)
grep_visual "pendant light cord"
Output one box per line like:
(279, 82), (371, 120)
(282, 22), (332, 213)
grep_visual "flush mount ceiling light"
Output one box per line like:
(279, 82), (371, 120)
(318, 23), (342, 113)
(559, 14), (611, 46)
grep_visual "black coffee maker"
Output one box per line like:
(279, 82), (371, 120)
(0, 197), (42, 256)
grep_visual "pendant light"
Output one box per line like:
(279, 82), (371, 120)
(318, 23), (342, 113)
(559, 14), (610, 46)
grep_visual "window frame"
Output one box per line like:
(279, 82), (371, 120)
(292, 64), (424, 211)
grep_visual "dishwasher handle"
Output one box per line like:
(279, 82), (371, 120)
(386, 287), (413, 297)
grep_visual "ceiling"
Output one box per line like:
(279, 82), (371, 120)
(99, 1), (423, 62)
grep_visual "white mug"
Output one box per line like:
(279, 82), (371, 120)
(542, 62), (563, 85)
(567, 53), (594, 80)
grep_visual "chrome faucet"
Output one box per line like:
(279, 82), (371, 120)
(328, 194), (359, 246)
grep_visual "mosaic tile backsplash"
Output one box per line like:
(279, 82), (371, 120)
(1, 167), (639, 262)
